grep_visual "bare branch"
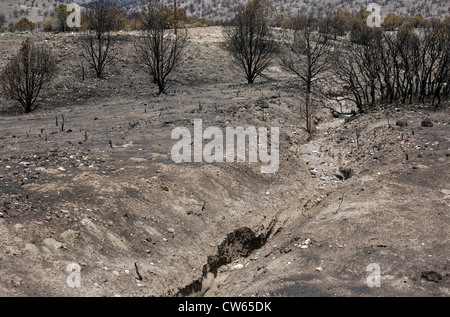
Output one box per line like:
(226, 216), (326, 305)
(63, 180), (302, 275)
(0, 38), (56, 113)
(223, 0), (278, 84)
(134, 0), (187, 94)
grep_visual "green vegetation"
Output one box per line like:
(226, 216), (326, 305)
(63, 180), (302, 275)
(13, 18), (35, 32)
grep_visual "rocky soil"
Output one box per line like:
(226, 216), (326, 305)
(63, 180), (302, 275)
(200, 104), (450, 297)
(0, 27), (448, 297)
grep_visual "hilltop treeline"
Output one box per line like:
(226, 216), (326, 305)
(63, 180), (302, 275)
(6, 2), (215, 33)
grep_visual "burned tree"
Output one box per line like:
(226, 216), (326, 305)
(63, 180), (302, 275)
(333, 27), (384, 113)
(224, 0), (277, 84)
(0, 38), (56, 113)
(81, 0), (119, 78)
(280, 16), (333, 134)
(334, 17), (449, 111)
(134, 0), (187, 94)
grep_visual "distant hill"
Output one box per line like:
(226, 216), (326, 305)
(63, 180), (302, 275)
(115, 0), (450, 21)
(1, 0), (449, 30)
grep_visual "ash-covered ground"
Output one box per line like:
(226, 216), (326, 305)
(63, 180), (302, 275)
(0, 27), (448, 297)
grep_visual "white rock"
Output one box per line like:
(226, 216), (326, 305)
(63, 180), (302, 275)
(43, 238), (63, 250)
(232, 263), (244, 270)
(24, 243), (40, 255)
(14, 223), (25, 231)
(315, 266), (323, 272)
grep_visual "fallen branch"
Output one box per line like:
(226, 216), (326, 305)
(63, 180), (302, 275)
(333, 194), (345, 215)
(134, 262), (143, 281)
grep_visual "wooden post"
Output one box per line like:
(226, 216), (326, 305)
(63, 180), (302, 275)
(174, 0), (177, 35)
(61, 114), (65, 132)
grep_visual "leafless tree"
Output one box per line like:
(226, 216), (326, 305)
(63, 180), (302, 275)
(0, 38), (56, 113)
(333, 29), (384, 114)
(280, 16), (332, 134)
(134, 0), (187, 94)
(333, 16), (449, 112)
(223, 0), (277, 84)
(81, 0), (118, 78)
(332, 43), (367, 113)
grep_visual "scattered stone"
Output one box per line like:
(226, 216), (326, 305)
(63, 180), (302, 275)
(421, 271), (442, 283)
(421, 119), (433, 127)
(24, 243), (40, 256)
(14, 223), (25, 231)
(339, 167), (353, 180)
(396, 120), (408, 127)
(107, 232), (129, 251)
(232, 263), (244, 270)
(43, 238), (63, 250)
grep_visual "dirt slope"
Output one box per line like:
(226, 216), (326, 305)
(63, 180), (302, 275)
(198, 104), (450, 297)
